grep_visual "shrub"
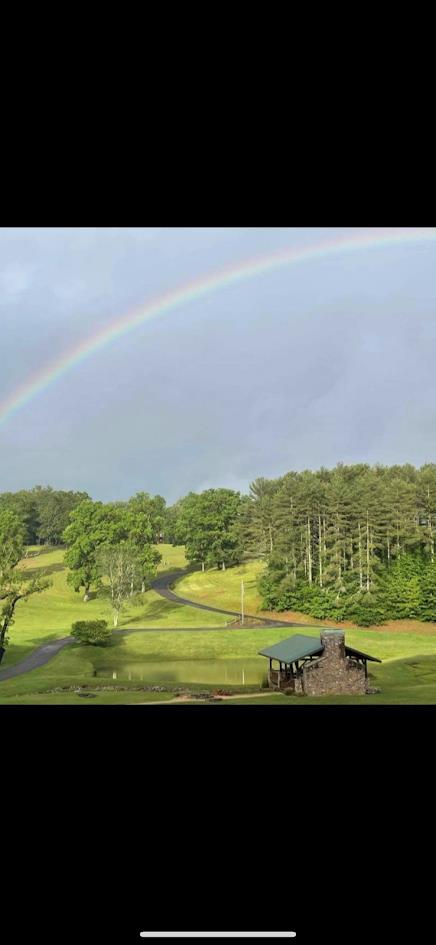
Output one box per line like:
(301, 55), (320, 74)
(71, 619), (111, 645)
(419, 564), (436, 620)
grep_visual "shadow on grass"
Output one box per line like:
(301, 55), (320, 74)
(0, 643), (33, 667)
(20, 562), (66, 578)
(122, 596), (184, 624)
(24, 546), (60, 557)
(0, 633), (71, 672)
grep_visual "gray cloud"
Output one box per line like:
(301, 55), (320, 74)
(0, 228), (435, 502)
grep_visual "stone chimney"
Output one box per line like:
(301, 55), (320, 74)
(320, 630), (345, 662)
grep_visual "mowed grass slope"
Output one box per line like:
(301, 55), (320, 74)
(223, 655), (436, 704)
(175, 558), (436, 635)
(174, 560), (436, 660)
(3, 551), (436, 703)
(175, 560), (265, 614)
(3, 614), (436, 703)
(1, 544), (228, 670)
(171, 559), (436, 704)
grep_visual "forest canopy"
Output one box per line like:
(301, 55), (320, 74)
(242, 463), (436, 625)
(3, 463), (436, 626)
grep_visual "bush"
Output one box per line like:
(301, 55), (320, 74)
(419, 564), (436, 620)
(71, 619), (111, 646)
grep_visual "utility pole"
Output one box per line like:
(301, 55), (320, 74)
(241, 579), (245, 625)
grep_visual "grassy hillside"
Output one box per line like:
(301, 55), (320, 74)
(175, 561), (265, 614)
(3, 550), (436, 704)
(175, 559), (436, 635)
(3, 623), (436, 703)
(155, 544), (188, 573)
(1, 544), (226, 670)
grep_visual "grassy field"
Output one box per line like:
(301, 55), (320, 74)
(224, 655), (436, 704)
(175, 560), (265, 614)
(175, 559), (436, 635)
(3, 617), (436, 703)
(3, 550), (436, 704)
(170, 559), (436, 704)
(1, 544), (228, 670)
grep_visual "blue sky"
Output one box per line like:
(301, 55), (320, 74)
(1, 227), (436, 502)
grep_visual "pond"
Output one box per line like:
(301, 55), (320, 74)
(96, 658), (267, 687)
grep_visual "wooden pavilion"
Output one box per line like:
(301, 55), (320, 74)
(259, 631), (381, 696)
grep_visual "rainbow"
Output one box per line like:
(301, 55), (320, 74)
(1, 226), (436, 430)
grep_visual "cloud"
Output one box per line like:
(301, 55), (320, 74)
(0, 262), (38, 301)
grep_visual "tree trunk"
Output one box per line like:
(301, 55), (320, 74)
(366, 513), (370, 591)
(358, 522), (363, 589)
(0, 594), (22, 645)
(292, 545), (297, 583)
(222, 562), (226, 571)
(113, 612), (119, 627)
(83, 587), (90, 602)
(318, 515), (323, 587)
(202, 561), (205, 572)
(307, 518), (312, 584)
(141, 580), (146, 593)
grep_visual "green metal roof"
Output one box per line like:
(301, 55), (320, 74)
(345, 644), (381, 663)
(258, 634), (323, 664)
(258, 633), (382, 664)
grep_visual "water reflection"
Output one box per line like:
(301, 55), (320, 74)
(97, 658), (266, 687)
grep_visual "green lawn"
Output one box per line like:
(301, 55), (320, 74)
(1, 544), (226, 671)
(223, 655), (436, 704)
(3, 550), (436, 704)
(3, 619), (436, 704)
(155, 543), (188, 574)
(175, 560), (265, 613)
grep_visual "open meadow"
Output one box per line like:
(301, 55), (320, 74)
(2, 550), (436, 703)
(0, 544), (227, 670)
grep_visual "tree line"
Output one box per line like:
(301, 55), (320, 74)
(0, 486), (90, 545)
(3, 464), (436, 639)
(164, 466), (436, 624)
(242, 463), (436, 625)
